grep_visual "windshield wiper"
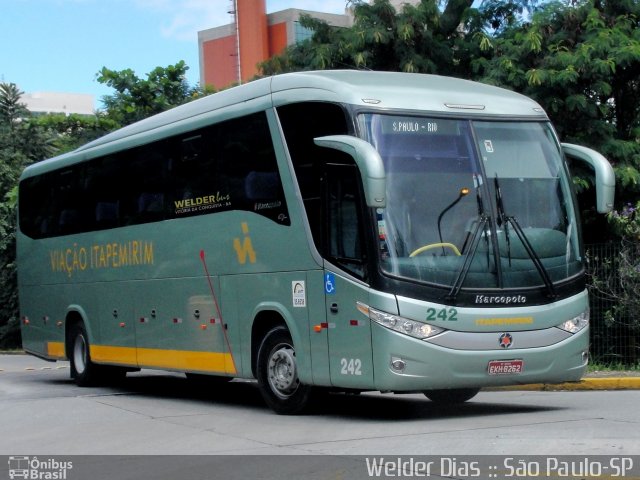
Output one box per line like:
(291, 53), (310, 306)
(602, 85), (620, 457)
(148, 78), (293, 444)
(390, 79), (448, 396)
(446, 178), (490, 301)
(494, 176), (512, 266)
(445, 214), (489, 301)
(494, 175), (558, 300)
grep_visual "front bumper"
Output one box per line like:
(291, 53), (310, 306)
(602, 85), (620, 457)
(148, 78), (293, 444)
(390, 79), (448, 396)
(371, 323), (589, 392)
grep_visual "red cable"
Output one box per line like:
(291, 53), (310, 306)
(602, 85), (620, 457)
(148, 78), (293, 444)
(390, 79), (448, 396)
(200, 250), (238, 375)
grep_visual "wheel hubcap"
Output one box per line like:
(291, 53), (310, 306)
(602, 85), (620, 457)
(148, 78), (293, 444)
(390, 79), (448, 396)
(267, 345), (298, 398)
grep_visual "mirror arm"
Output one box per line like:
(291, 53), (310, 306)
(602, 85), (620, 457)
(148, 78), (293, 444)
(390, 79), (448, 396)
(562, 143), (615, 213)
(314, 135), (386, 208)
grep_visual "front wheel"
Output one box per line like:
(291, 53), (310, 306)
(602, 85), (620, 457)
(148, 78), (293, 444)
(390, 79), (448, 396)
(424, 388), (480, 404)
(256, 326), (312, 415)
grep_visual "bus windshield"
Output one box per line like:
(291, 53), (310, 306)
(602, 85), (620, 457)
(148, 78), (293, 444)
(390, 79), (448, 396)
(359, 114), (582, 291)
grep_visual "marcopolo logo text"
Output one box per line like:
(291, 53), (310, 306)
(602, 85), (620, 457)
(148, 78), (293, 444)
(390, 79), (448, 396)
(474, 295), (527, 305)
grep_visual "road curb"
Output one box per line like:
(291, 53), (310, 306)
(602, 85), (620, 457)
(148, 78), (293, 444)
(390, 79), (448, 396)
(488, 377), (640, 392)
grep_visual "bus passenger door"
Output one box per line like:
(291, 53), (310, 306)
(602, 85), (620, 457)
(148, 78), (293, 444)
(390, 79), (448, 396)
(324, 164), (374, 389)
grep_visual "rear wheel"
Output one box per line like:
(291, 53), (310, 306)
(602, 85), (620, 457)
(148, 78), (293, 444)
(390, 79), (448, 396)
(423, 388), (480, 404)
(69, 323), (100, 387)
(256, 326), (311, 415)
(69, 323), (126, 386)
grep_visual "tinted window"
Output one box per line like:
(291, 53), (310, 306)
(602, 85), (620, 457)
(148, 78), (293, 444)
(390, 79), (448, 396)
(327, 164), (366, 278)
(277, 102), (350, 248)
(19, 112), (289, 239)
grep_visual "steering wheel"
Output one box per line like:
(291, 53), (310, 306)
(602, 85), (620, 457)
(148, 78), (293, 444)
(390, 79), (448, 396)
(409, 243), (461, 257)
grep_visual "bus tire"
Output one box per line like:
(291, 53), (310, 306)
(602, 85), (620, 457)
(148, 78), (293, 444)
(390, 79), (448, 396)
(423, 388), (480, 404)
(256, 326), (311, 415)
(69, 323), (101, 387)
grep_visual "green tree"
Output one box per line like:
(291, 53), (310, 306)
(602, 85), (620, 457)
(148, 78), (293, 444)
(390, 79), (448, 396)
(97, 60), (211, 126)
(473, 0), (640, 208)
(259, 0), (542, 77)
(589, 201), (640, 364)
(0, 83), (57, 348)
(32, 113), (119, 154)
(261, 0), (482, 76)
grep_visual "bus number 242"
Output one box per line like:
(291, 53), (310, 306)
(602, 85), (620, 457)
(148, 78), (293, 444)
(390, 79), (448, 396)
(426, 307), (458, 322)
(340, 358), (362, 376)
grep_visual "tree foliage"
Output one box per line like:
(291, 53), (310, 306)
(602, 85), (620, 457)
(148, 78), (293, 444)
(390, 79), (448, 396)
(589, 201), (640, 363)
(474, 0), (640, 205)
(97, 60), (213, 127)
(32, 113), (119, 153)
(0, 83), (58, 348)
(262, 0), (483, 76)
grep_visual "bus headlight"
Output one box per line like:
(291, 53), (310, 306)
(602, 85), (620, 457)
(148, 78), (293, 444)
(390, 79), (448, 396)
(557, 310), (589, 334)
(357, 302), (444, 340)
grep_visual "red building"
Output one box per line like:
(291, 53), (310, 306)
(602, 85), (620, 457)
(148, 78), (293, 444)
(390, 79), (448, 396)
(198, 1), (352, 90)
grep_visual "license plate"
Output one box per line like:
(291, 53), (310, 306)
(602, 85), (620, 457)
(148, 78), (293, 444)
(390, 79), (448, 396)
(488, 359), (524, 375)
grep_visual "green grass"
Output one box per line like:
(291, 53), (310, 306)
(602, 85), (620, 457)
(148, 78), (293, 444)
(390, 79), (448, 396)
(588, 361), (640, 372)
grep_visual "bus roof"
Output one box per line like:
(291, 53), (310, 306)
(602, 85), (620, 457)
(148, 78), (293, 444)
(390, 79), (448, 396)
(270, 70), (546, 118)
(21, 70), (547, 179)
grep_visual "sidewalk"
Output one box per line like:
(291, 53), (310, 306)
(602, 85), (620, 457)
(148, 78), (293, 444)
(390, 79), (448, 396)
(493, 371), (640, 391)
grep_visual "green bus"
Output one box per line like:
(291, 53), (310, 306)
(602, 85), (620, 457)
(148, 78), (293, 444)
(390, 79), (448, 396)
(17, 71), (615, 414)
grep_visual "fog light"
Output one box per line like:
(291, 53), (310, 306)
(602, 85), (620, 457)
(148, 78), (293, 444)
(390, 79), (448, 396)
(391, 357), (406, 372)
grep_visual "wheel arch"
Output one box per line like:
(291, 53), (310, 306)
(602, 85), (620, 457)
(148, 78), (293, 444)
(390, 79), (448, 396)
(250, 302), (307, 379)
(64, 305), (91, 360)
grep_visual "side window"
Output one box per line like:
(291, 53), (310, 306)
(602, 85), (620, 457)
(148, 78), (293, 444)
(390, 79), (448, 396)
(217, 113), (290, 225)
(20, 168), (85, 239)
(128, 140), (173, 224)
(173, 131), (223, 218)
(326, 163), (366, 278)
(19, 112), (288, 239)
(172, 112), (289, 224)
(19, 174), (51, 238)
(277, 102), (350, 247)
(87, 154), (126, 230)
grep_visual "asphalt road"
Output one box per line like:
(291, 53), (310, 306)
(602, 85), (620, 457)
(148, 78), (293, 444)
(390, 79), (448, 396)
(1, 354), (639, 457)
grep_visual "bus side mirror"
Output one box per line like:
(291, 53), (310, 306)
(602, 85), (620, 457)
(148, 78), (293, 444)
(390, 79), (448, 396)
(314, 135), (386, 208)
(562, 143), (615, 213)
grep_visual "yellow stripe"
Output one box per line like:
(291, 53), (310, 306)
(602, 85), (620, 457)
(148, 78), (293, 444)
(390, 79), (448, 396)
(46, 342), (66, 359)
(90, 345), (236, 375)
(476, 317), (534, 326)
(91, 345), (138, 366)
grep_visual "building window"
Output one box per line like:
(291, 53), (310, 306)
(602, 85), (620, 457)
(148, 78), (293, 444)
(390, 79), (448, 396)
(293, 21), (314, 43)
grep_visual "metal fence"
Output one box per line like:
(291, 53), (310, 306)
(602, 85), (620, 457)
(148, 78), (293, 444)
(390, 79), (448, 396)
(586, 242), (639, 367)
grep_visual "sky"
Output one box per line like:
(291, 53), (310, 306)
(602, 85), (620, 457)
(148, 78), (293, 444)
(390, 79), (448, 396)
(0, 0), (350, 110)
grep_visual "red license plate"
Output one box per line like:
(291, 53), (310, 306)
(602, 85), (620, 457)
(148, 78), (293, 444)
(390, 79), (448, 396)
(488, 359), (524, 375)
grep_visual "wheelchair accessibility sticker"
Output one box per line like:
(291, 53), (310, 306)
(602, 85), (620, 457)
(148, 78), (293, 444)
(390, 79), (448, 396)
(325, 273), (336, 294)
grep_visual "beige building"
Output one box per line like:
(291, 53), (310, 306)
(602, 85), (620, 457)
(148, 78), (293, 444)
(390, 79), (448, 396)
(22, 92), (95, 116)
